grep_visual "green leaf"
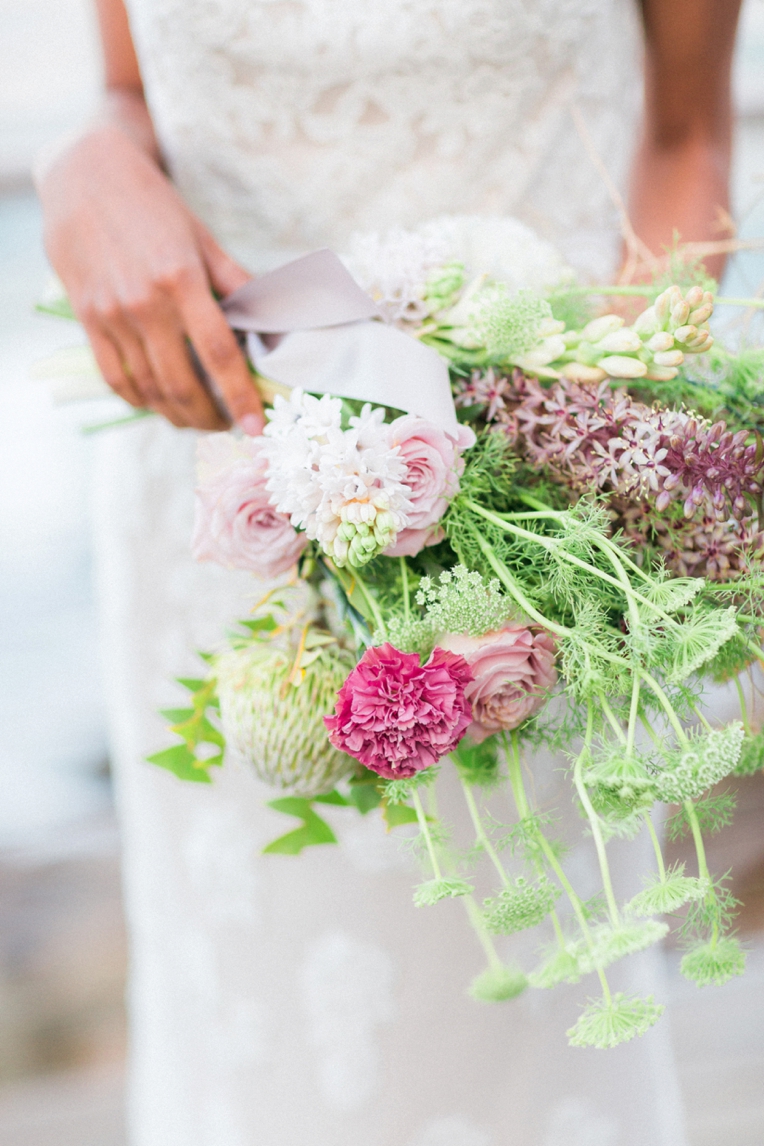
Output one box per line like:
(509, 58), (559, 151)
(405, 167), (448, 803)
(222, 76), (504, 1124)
(176, 678), (207, 693)
(159, 707), (195, 723)
(314, 790), (350, 806)
(240, 615), (278, 633)
(348, 778), (383, 815)
(383, 802), (419, 829)
(263, 800), (338, 855)
(35, 297), (77, 321)
(146, 744), (213, 783)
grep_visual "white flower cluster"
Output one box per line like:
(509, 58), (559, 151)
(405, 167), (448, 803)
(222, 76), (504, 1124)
(260, 390), (412, 568)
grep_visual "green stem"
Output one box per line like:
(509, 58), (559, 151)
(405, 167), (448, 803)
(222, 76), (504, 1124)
(354, 571), (387, 638)
(400, 557), (410, 624)
(472, 531), (570, 636)
(644, 813), (667, 882)
(573, 705), (620, 926)
(412, 789), (442, 880)
(599, 694), (628, 745)
(626, 674), (640, 758)
(505, 733), (612, 1001)
(461, 780), (509, 887)
(463, 895), (504, 970)
(557, 284), (764, 309)
(734, 675), (752, 736)
(638, 670), (690, 745)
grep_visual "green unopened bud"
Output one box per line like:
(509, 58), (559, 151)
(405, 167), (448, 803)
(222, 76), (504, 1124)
(673, 324), (697, 344)
(685, 285), (705, 309)
(670, 301), (691, 328)
(688, 302), (713, 325)
(337, 521), (356, 542)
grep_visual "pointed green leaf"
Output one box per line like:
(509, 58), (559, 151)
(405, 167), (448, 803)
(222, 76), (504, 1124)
(347, 779), (383, 815)
(240, 615), (278, 633)
(383, 802), (419, 829)
(146, 744), (212, 783)
(159, 707), (195, 723)
(262, 805), (338, 854)
(314, 790), (350, 806)
(176, 678), (207, 693)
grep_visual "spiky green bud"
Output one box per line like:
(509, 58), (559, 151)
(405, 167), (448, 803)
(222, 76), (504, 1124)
(567, 993), (665, 1048)
(680, 937), (747, 987)
(216, 641), (355, 797)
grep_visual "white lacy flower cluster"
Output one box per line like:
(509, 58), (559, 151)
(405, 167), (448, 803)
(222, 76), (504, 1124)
(260, 390), (413, 568)
(344, 214), (571, 327)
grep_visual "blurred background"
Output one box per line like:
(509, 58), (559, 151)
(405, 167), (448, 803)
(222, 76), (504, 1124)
(1, 2), (764, 1143)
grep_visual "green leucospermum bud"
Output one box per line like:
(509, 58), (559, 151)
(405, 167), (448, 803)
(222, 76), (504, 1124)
(216, 639), (356, 797)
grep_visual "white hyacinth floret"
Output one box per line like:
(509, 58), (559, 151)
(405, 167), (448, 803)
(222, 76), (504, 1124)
(260, 389), (413, 568)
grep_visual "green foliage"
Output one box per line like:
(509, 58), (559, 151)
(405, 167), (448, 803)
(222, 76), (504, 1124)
(666, 791), (737, 841)
(382, 801), (419, 829)
(680, 874), (741, 942)
(546, 288), (595, 331)
(416, 566), (512, 637)
(567, 993), (665, 1049)
(680, 936), (747, 987)
(665, 607), (739, 683)
(451, 737), (502, 788)
(482, 877), (561, 935)
(413, 877), (474, 906)
(626, 864), (708, 917)
(346, 770), (383, 814)
(147, 675), (224, 783)
(469, 964), (528, 1002)
(262, 796), (339, 855)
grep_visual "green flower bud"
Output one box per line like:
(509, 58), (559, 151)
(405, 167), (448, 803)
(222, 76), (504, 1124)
(216, 640), (356, 796)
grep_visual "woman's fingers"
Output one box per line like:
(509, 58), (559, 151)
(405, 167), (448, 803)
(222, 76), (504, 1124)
(82, 321), (144, 409)
(137, 310), (228, 430)
(194, 220), (251, 297)
(175, 276), (265, 432)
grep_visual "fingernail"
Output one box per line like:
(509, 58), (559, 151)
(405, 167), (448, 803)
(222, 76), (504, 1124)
(239, 413), (264, 436)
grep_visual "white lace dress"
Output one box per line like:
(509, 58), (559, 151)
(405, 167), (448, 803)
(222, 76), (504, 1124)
(94, 2), (690, 1143)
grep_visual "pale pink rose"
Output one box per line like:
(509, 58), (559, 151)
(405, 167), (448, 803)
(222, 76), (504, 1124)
(439, 624), (557, 743)
(192, 432), (306, 578)
(384, 416), (476, 557)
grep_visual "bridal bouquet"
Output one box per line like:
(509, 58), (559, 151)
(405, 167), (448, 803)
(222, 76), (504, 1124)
(149, 216), (764, 1050)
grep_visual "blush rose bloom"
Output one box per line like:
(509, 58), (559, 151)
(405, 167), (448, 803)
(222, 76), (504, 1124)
(384, 416), (476, 557)
(324, 642), (473, 778)
(192, 432), (307, 578)
(439, 624), (557, 743)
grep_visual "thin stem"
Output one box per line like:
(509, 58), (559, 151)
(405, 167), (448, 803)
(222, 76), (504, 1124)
(599, 693), (628, 745)
(683, 798), (718, 945)
(472, 531), (570, 636)
(400, 557), (410, 624)
(638, 670), (690, 745)
(505, 734), (612, 1000)
(626, 674), (640, 757)
(352, 570), (387, 638)
(412, 789), (442, 880)
(573, 705), (620, 926)
(463, 895), (504, 970)
(644, 813), (667, 882)
(461, 780), (509, 887)
(734, 675), (752, 736)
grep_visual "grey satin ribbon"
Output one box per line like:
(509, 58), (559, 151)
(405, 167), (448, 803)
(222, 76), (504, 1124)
(221, 249), (458, 435)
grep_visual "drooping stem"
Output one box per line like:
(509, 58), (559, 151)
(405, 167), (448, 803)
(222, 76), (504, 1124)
(638, 670), (690, 745)
(684, 798), (718, 944)
(412, 789), (442, 880)
(573, 704), (620, 926)
(461, 780), (509, 888)
(644, 813), (667, 883)
(599, 693), (628, 745)
(626, 674), (640, 757)
(463, 895), (505, 971)
(472, 531), (569, 637)
(505, 734), (612, 1001)
(400, 557), (410, 624)
(734, 675), (752, 736)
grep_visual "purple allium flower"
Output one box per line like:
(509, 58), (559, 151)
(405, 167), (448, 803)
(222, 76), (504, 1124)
(324, 643), (473, 778)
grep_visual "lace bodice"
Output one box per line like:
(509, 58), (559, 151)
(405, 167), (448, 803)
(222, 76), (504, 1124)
(125, 0), (642, 278)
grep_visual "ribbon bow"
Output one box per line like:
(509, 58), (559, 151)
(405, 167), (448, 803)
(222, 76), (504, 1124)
(221, 249), (458, 434)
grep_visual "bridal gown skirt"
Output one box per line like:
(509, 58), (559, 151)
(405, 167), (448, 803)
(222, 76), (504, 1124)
(94, 418), (690, 1146)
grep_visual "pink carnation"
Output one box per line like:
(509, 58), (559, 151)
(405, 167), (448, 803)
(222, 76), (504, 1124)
(324, 643), (473, 778)
(384, 416), (475, 557)
(192, 432), (306, 578)
(439, 624), (556, 743)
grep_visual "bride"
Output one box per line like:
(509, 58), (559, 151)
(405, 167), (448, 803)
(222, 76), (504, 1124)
(36, 1), (742, 1143)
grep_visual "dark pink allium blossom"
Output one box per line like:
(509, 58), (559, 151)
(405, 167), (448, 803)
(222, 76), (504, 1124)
(325, 643), (473, 778)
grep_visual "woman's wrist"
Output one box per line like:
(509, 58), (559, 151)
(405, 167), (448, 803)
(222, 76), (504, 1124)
(34, 87), (160, 191)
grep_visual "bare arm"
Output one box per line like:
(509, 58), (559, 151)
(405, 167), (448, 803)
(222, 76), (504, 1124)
(630, 0), (743, 279)
(35, 0), (264, 432)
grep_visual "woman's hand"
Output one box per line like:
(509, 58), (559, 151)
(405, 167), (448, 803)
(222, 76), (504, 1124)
(37, 123), (264, 432)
